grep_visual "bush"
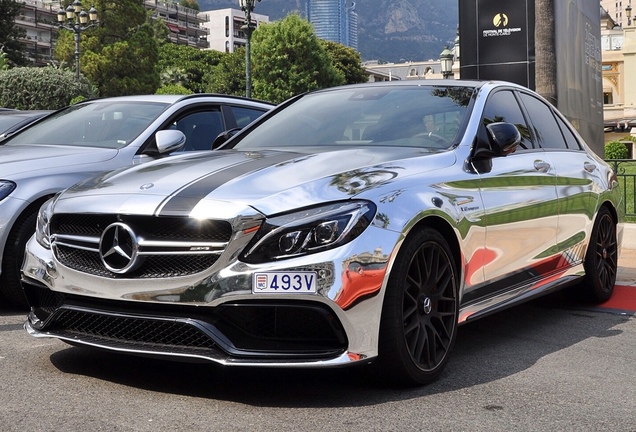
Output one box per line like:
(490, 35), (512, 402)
(155, 84), (193, 95)
(0, 67), (97, 110)
(69, 95), (87, 105)
(605, 140), (629, 159)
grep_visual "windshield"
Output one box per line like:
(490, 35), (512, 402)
(3, 101), (169, 149)
(0, 116), (25, 131)
(232, 85), (475, 151)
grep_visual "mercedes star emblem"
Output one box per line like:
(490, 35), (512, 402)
(99, 222), (140, 274)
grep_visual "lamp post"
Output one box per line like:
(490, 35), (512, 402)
(440, 47), (454, 79)
(238, 0), (260, 98)
(57, 1), (98, 80)
(627, 4), (633, 27)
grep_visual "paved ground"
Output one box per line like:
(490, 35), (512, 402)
(601, 223), (636, 313)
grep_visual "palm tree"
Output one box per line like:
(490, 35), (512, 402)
(535, 0), (557, 106)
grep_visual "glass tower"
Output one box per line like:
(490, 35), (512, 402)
(308, 0), (358, 50)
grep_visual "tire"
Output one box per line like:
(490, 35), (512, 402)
(0, 210), (37, 308)
(374, 228), (459, 386)
(578, 206), (618, 303)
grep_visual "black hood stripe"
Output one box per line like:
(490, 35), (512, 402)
(158, 151), (300, 216)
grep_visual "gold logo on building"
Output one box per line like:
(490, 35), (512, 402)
(493, 13), (508, 27)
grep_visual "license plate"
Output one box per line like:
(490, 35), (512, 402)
(252, 272), (317, 293)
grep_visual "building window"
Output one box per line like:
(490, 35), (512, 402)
(225, 16), (229, 38)
(604, 92), (614, 105)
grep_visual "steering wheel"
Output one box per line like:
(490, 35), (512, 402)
(412, 131), (451, 148)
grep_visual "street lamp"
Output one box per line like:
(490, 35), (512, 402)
(238, 0), (261, 98)
(440, 47), (454, 79)
(627, 4), (633, 27)
(57, 1), (99, 80)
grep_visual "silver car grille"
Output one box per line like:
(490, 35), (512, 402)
(50, 214), (232, 278)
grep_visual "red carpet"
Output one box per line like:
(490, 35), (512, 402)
(597, 285), (636, 312)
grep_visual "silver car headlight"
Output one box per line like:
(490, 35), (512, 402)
(35, 198), (55, 249)
(241, 200), (376, 264)
(0, 180), (16, 202)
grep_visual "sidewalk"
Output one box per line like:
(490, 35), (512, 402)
(618, 223), (636, 286)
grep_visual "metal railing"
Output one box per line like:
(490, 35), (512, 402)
(606, 159), (636, 217)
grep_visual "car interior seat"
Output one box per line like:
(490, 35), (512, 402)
(187, 115), (225, 151)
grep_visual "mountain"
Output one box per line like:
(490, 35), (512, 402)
(197, 0), (459, 62)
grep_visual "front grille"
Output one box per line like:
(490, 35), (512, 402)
(24, 284), (348, 359)
(55, 245), (219, 278)
(50, 214), (232, 278)
(51, 309), (217, 351)
(52, 214), (233, 242)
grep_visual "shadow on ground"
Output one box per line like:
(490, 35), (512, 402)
(46, 291), (630, 408)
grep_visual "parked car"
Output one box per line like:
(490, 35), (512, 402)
(0, 94), (273, 306)
(0, 110), (52, 140)
(22, 81), (622, 386)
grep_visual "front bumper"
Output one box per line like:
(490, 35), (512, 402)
(21, 225), (402, 366)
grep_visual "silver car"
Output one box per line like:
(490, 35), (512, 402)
(0, 94), (273, 306)
(22, 81), (622, 386)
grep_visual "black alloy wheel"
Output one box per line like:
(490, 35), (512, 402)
(581, 206), (618, 303)
(375, 228), (458, 386)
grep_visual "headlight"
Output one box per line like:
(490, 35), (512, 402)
(241, 200), (376, 264)
(35, 198), (55, 249)
(0, 181), (16, 202)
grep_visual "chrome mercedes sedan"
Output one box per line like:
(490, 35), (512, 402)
(22, 81), (623, 386)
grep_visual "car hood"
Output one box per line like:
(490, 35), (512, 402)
(0, 144), (118, 177)
(59, 147), (456, 217)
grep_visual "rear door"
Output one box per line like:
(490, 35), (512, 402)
(517, 91), (598, 271)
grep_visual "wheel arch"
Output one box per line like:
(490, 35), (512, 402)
(402, 214), (462, 281)
(600, 199), (619, 225)
(12, 194), (55, 229)
(2, 194), (55, 262)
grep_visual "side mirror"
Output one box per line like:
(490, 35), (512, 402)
(212, 127), (242, 149)
(473, 122), (521, 159)
(487, 122), (521, 155)
(155, 130), (186, 154)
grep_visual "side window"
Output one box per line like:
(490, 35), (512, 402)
(174, 110), (225, 152)
(230, 106), (268, 128)
(518, 93), (568, 150)
(482, 90), (533, 150)
(554, 114), (582, 150)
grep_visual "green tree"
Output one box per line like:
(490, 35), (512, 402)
(180, 0), (200, 11)
(151, 17), (171, 47)
(204, 49), (246, 96)
(0, 66), (96, 109)
(160, 66), (188, 87)
(0, 0), (27, 67)
(321, 40), (368, 85)
(158, 43), (223, 93)
(55, 0), (160, 96)
(251, 13), (344, 103)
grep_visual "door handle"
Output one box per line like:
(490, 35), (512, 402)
(584, 161), (596, 173)
(534, 160), (550, 173)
